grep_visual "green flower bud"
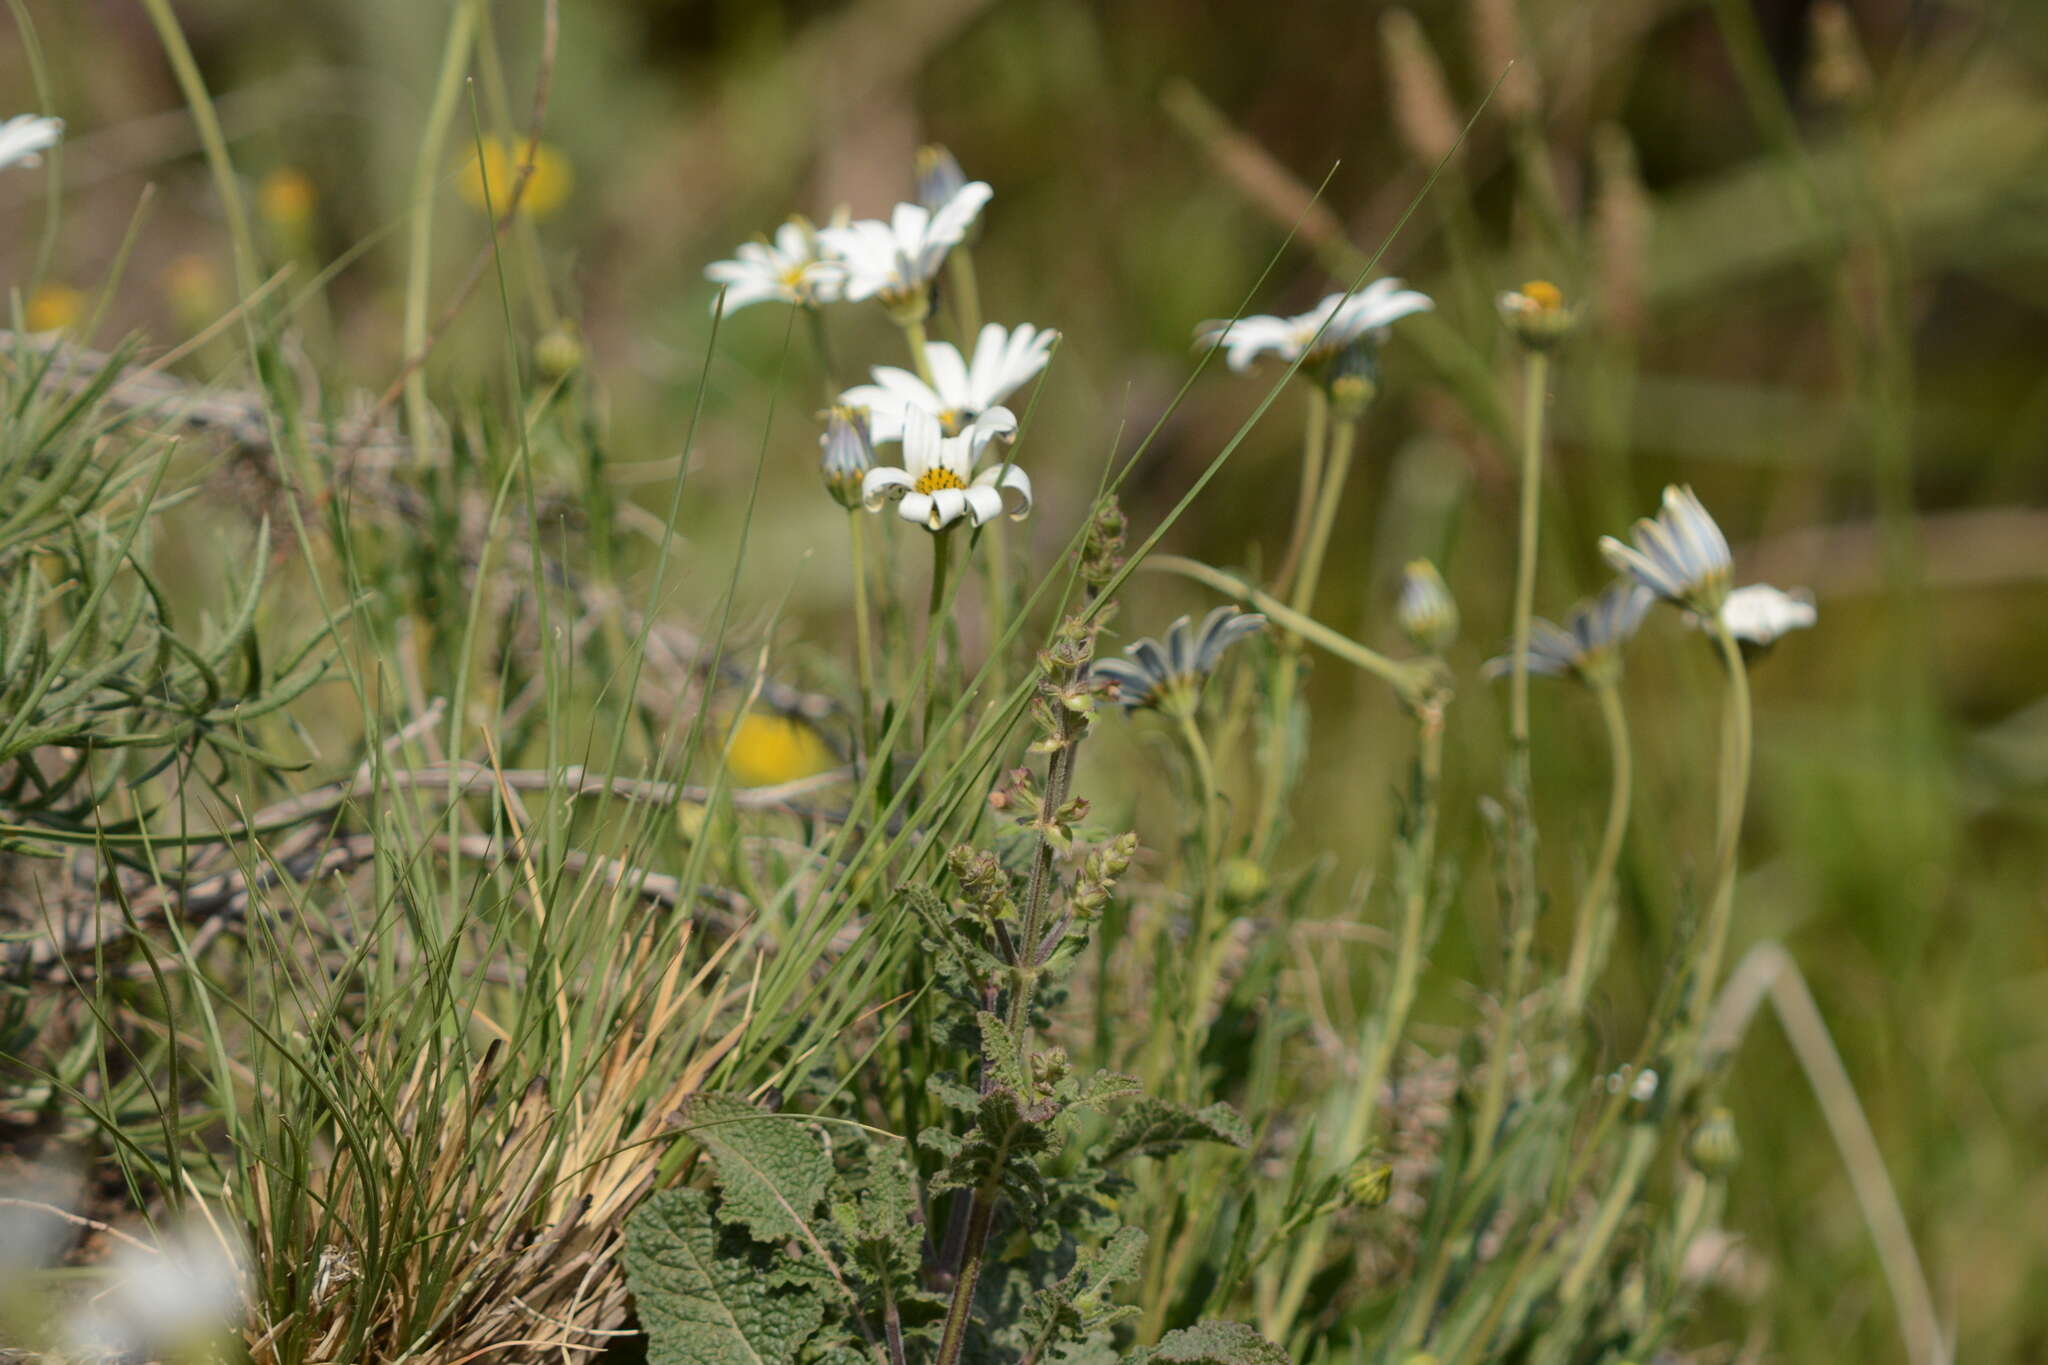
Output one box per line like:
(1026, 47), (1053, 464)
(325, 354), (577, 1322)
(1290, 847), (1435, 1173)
(1396, 559), (1459, 655)
(1342, 1155), (1393, 1209)
(534, 322), (584, 379)
(1687, 1107), (1741, 1177)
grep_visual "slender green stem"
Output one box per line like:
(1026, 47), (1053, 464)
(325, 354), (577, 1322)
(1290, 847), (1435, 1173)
(135, 0), (261, 301)
(1556, 623), (1752, 1309)
(1266, 699), (1444, 1340)
(1689, 622), (1753, 1028)
(922, 529), (953, 753)
(402, 0), (483, 467)
(849, 510), (876, 755)
(1274, 386), (1328, 598)
(806, 305), (839, 405)
(935, 1173), (1000, 1365)
(1144, 557), (1442, 707)
(1291, 410), (1358, 621)
(1471, 347), (1552, 1168)
(949, 247), (983, 339)
(1174, 707), (1226, 1099)
(1564, 679), (1632, 1016)
(903, 315), (937, 387)
(1508, 351), (1549, 749)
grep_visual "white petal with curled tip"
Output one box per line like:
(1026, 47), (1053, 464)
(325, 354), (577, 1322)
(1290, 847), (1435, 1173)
(972, 462), (1031, 520)
(962, 406), (1019, 455)
(861, 466), (915, 511)
(895, 490), (936, 527)
(962, 485), (1006, 526)
(917, 486), (969, 530)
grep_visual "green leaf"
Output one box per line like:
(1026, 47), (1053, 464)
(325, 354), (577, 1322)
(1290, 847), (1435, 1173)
(625, 1188), (827, 1365)
(1020, 1225), (1148, 1358)
(978, 1010), (1033, 1095)
(1125, 1321), (1290, 1365)
(678, 1094), (832, 1246)
(1100, 1099), (1251, 1164)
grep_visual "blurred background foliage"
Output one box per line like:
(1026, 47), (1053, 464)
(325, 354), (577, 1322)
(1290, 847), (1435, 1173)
(2, 0), (2044, 1358)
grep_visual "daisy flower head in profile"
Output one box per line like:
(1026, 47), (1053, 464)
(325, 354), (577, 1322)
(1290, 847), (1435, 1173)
(1689, 583), (1817, 655)
(818, 180), (993, 322)
(1195, 278), (1434, 379)
(1395, 559), (1460, 656)
(860, 407), (1030, 533)
(703, 216), (846, 315)
(1600, 485), (1734, 617)
(0, 114), (62, 172)
(818, 405), (875, 510)
(839, 322), (1057, 445)
(1090, 607), (1266, 718)
(1484, 579), (1654, 689)
(1497, 278), (1580, 350)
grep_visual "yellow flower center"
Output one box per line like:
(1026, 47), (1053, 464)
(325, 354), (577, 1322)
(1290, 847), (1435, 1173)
(1520, 279), (1564, 311)
(937, 409), (963, 434)
(913, 468), (966, 495)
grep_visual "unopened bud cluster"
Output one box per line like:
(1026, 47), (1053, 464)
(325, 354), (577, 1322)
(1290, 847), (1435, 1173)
(1069, 831), (1138, 923)
(1079, 496), (1127, 595)
(1029, 615), (1101, 756)
(989, 765), (1090, 854)
(948, 844), (1017, 925)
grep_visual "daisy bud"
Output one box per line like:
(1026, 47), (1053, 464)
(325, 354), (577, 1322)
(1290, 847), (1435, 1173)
(915, 144), (969, 213)
(819, 406), (875, 510)
(1342, 1155), (1394, 1209)
(534, 321), (585, 380)
(1497, 279), (1579, 350)
(1687, 1107), (1741, 1177)
(1221, 857), (1269, 904)
(1396, 559), (1459, 655)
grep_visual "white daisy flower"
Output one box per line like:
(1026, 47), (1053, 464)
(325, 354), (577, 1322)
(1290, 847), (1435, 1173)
(1195, 278), (1434, 373)
(703, 216), (845, 314)
(1599, 485), (1734, 615)
(1692, 583), (1817, 649)
(839, 322), (1056, 444)
(860, 406), (1031, 533)
(818, 181), (994, 314)
(0, 114), (62, 172)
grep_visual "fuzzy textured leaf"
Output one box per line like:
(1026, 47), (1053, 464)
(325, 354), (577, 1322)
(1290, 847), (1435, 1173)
(1125, 1321), (1290, 1365)
(1100, 1099), (1251, 1164)
(678, 1093), (832, 1245)
(625, 1188), (827, 1365)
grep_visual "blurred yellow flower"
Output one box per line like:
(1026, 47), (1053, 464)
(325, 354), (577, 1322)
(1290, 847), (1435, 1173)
(26, 282), (82, 333)
(458, 137), (571, 220)
(724, 710), (838, 787)
(163, 253), (226, 323)
(257, 166), (317, 232)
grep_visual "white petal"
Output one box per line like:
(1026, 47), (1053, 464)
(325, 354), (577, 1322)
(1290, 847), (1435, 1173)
(710, 280), (784, 315)
(924, 487), (969, 529)
(962, 407), (1018, 457)
(924, 342), (973, 410)
(861, 466), (914, 511)
(895, 491), (936, 526)
(962, 485), (1005, 526)
(901, 407), (944, 477)
(972, 462), (1032, 520)
(926, 181), (993, 247)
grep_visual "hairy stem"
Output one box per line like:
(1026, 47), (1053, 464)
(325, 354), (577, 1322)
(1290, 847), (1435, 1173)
(1563, 679), (1631, 1016)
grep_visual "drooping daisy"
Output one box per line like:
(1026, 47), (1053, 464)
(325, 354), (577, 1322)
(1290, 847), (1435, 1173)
(1091, 607), (1266, 716)
(1195, 278), (1434, 374)
(839, 322), (1056, 444)
(860, 407), (1030, 532)
(818, 181), (994, 316)
(703, 216), (846, 314)
(1485, 580), (1654, 687)
(0, 114), (61, 172)
(1692, 584), (1817, 650)
(1396, 559), (1460, 655)
(1599, 485), (1733, 616)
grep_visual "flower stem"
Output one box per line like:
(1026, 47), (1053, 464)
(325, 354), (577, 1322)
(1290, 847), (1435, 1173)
(1508, 350), (1550, 749)
(1471, 347), (1551, 1168)
(923, 528), (953, 753)
(1174, 707), (1226, 1099)
(849, 509), (876, 755)
(1563, 678), (1631, 1017)
(949, 247), (983, 339)
(1274, 386), (1329, 598)
(806, 304), (839, 405)
(1291, 409), (1358, 622)
(1266, 698), (1444, 1339)
(903, 315), (937, 387)
(1555, 622), (1753, 1309)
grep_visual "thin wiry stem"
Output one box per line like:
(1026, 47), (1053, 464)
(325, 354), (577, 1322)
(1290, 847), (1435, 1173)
(849, 510), (877, 756)
(1274, 385), (1329, 598)
(1174, 707), (1226, 1099)
(1291, 408), (1359, 623)
(1267, 696), (1444, 1339)
(1471, 347), (1550, 1167)
(1563, 678), (1632, 1017)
